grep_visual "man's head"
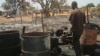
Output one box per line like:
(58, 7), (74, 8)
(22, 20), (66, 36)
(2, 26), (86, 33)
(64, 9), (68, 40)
(71, 1), (78, 9)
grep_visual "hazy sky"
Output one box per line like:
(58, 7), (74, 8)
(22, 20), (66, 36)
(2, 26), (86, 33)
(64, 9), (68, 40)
(67, 0), (100, 7)
(0, 0), (100, 10)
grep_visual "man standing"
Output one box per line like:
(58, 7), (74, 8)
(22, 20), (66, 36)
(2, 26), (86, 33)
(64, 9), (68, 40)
(69, 1), (86, 56)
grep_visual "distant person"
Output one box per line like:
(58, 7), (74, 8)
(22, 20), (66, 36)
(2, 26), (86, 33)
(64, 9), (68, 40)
(69, 1), (86, 56)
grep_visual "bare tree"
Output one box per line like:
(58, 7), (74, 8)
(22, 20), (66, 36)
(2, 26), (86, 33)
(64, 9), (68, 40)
(32, 0), (51, 17)
(59, 0), (67, 12)
(32, 0), (67, 17)
(50, 0), (60, 16)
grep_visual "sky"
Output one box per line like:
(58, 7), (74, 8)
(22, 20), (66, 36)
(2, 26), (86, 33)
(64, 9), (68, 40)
(0, 0), (5, 10)
(0, 0), (100, 10)
(67, 0), (100, 7)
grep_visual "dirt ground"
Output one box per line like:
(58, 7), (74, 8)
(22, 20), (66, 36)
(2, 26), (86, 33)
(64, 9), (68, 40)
(0, 13), (100, 41)
(0, 16), (33, 23)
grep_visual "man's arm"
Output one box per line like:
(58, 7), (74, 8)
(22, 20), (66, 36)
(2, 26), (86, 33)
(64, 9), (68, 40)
(69, 14), (72, 22)
(69, 13), (74, 24)
(69, 12), (76, 31)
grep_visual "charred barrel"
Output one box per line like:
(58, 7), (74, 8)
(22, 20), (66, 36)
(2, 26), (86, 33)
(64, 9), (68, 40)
(0, 30), (21, 56)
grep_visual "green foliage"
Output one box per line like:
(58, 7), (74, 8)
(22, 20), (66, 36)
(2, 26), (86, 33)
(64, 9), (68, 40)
(2, 0), (18, 10)
(97, 4), (100, 8)
(2, 2), (10, 10)
(28, 7), (35, 12)
(2, 0), (31, 11)
(63, 5), (71, 9)
(87, 3), (95, 8)
(59, 0), (66, 6)
(6, 0), (13, 3)
(50, 0), (60, 9)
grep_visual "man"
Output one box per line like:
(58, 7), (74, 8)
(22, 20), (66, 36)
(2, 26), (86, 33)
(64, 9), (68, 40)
(69, 1), (86, 56)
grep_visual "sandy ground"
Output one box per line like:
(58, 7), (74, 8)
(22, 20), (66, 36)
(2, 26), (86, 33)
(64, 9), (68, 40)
(0, 12), (70, 23)
(97, 34), (100, 41)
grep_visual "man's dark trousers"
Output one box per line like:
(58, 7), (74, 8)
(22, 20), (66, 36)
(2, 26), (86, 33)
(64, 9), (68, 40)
(72, 31), (82, 56)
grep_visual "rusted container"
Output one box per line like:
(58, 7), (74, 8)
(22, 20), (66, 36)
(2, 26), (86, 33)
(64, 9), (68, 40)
(83, 27), (97, 45)
(80, 23), (98, 55)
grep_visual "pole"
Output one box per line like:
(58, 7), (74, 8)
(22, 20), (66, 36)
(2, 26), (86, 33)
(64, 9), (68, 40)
(87, 6), (89, 23)
(32, 11), (34, 23)
(41, 12), (44, 32)
(20, 9), (23, 24)
(22, 26), (25, 34)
